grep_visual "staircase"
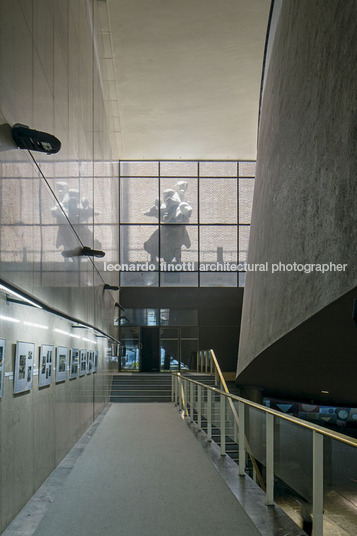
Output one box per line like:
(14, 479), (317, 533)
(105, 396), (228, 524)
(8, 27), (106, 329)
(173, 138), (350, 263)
(110, 373), (172, 403)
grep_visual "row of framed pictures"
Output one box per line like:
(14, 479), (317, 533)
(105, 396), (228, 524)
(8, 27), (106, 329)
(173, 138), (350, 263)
(0, 339), (98, 396)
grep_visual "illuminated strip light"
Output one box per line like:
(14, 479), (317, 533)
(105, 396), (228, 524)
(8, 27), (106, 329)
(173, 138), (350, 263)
(24, 321), (48, 330)
(0, 284), (42, 308)
(0, 314), (20, 323)
(70, 333), (81, 340)
(82, 337), (97, 345)
(54, 328), (70, 336)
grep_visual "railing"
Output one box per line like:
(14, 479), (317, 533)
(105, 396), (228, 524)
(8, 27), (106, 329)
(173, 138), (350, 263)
(172, 350), (357, 536)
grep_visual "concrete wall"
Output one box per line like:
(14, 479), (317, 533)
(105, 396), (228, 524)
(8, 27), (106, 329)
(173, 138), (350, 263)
(237, 1), (357, 394)
(0, 1), (118, 531)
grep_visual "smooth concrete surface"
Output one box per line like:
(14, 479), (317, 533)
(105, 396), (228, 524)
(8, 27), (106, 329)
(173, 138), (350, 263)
(237, 0), (357, 399)
(4, 404), (263, 536)
(107, 0), (270, 159)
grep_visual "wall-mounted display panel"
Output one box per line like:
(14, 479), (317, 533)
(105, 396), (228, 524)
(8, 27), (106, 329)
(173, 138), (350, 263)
(55, 346), (68, 383)
(0, 338), (5, 396)
(70, 348), (79, 379)
(94, 351), (98, 373)
(39, 344), (53, 387)
(80, 349), (87, 376)
(87, 350), (93, 374)
(14, 341), (35, 394)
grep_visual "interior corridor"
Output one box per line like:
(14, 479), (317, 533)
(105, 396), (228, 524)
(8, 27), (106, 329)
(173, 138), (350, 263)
(1, 403), (304, 536)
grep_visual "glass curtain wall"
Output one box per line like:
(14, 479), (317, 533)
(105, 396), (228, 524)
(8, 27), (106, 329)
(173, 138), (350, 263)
(119, 160), (255, 287)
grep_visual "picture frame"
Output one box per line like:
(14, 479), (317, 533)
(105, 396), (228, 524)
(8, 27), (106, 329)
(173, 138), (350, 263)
(87, 350), (94, 374)
(39, 344), (54, 387)
(79, 349), (87, 377)
(55, 346), (68, 383)
(69, 348), (79, 379)
(0, 339), (5, 397)
(14, 341), (35, 394)
(93, 350), (98, 373)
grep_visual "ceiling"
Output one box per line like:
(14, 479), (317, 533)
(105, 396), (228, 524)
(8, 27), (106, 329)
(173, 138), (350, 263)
(103, 0), (271, 161)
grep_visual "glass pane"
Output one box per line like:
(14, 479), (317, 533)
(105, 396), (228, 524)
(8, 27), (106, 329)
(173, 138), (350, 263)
(120, 271), (158, 287)
(120, 161), (158, 176)
(239, 226), (250, 263)
(160, 309), (198, 326)
(181, 339), (198, 370)
(160, 339), (179, 371)
(180, 327), (198, 338)
(239, 272), (247, 287)
(323, 437), (357, 535)
(239, 179), (255, 224)
(199, 179), (237, 224)
(200, 272), (237, 287)
(200, 226), (237, 265)
(160, 272), (198, 287)
(120, 177), (158, 223)
(200, 161), (237, 177)
(120, 327), (140, 339)
(160, 178), (197, 223)
(160, 161), (198, 177)
(160, 225), (198, 266)
(160, 328), (179, 338)
(239, 161), (256, 177)
(121, 343), (140, 370)
(120, 224), (158, 265)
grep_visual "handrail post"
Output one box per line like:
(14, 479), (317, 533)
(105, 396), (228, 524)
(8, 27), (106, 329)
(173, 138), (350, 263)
(197, 385), (202, 431)
(220, 394), (226, 456)
(266, 413), (274, 505)
(178, 376), (182, 410)
(175, 375), (178, 405)
(197, 351), (200, 372)
(207, 389), (212, 441)
(313, 431), (324, 536)
(184, 379), (188, 416)
(171, 374), (174, 402)
(205, 350), (208, 373)
(238, 401), (245, 476)
(209, 350), (213, 373)
(190, 381), (194, 422)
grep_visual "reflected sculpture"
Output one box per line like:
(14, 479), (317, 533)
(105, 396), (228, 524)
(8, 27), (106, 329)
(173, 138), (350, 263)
(51, 182), (102, 260)
(144, 181), (192, 263)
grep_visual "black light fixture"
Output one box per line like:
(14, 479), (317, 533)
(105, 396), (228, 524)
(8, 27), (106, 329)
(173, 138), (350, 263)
(103, 284), (120, 291)
(61, 246), (105, 258)
(11, 123), (61, 154)
(81, 246), (105, 258)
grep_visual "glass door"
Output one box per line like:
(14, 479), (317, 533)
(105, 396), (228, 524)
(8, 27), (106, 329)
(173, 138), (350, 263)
(119, 327), (140, 371)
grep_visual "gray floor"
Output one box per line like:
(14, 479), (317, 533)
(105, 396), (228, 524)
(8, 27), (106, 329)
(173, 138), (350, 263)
(2, 403), (305, 536)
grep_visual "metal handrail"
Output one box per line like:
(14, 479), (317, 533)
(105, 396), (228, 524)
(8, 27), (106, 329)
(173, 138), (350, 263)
(172, 362), (357, 536)
(173, 372), (357, 449)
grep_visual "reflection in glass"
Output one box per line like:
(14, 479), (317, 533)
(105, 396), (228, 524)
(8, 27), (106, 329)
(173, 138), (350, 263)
(160, 339), (179, 371)
(180, 339), (198, 370)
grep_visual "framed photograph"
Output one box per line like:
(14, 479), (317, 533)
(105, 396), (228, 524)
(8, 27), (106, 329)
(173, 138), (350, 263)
(93, 350), (98, 373)
(55, 346), (68, 383)
(39, 345), (53, 387)
(14, 341), (35, 394)
(79, 349), (87, 377)
(69, 348), (79, 379)
(0, 339), (5, 397)
(87, 350), (94, 374)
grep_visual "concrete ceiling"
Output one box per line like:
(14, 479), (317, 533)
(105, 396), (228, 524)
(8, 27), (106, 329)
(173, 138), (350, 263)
(105, 0), (271, 160)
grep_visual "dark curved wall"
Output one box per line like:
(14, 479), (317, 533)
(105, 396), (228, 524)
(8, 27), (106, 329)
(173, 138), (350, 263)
(237, 0), (357, 403)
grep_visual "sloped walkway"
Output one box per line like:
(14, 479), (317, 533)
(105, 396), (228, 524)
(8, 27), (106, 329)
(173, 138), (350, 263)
(5, 404), (262, 536)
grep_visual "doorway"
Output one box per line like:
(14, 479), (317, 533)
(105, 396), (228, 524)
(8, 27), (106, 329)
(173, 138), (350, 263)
(140, 327), (160, 372)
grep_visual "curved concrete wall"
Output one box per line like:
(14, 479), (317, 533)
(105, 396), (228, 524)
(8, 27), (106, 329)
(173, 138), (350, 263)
(237, 1), (357, 395)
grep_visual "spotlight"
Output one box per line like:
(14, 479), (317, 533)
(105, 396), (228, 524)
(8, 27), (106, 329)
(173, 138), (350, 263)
(11, 123), (61, 154)
(104, 284), (120, 291)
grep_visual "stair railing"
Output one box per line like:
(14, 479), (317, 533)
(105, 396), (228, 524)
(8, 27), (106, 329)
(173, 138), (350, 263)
(171, 366), (357, 536)
(196, 349), (265, 489)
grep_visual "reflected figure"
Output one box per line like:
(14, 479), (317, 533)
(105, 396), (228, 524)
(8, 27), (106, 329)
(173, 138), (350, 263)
(143, 181), (192, 263)
(51, 182), (102, 259)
